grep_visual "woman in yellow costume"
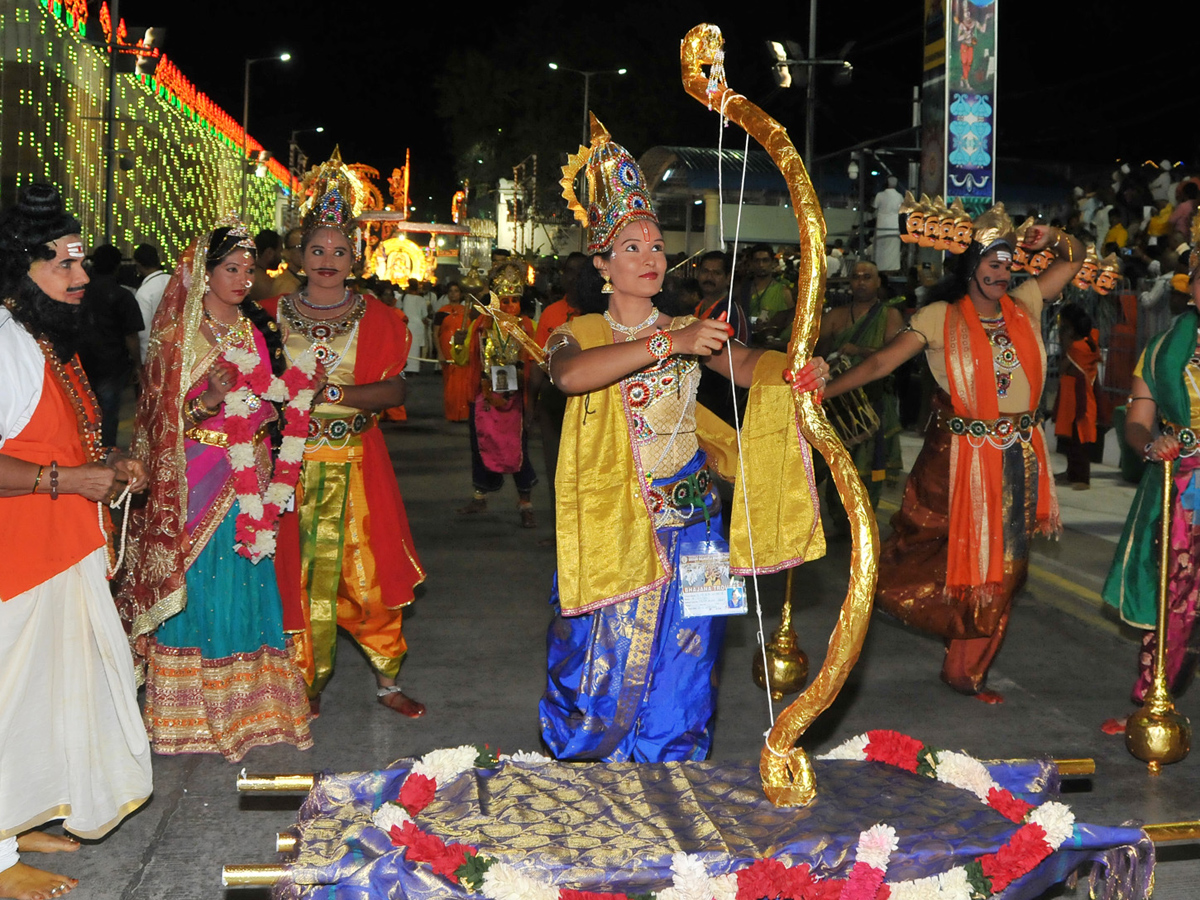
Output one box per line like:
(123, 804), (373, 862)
(825, 205), (1082, 702)
(538, 116), (828, 762)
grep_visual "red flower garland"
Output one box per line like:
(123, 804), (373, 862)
(223, 354), (316, 560)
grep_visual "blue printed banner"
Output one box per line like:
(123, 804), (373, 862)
(945, 0), (997, 214)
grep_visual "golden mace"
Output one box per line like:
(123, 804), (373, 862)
(1125, 462), (1191, 772)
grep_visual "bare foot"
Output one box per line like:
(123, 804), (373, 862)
(0, 861), (78, 900)
(377, 689), (425, 718)
(15, 833), (78, 854)
(972, 689), (1005, 705)
(1101, 716), (1128, 735)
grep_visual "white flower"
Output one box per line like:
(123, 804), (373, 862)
(371, 802), (412, 833)
(224, 346), (259, 373)
(855, 823), (898, 871)
(480, 862), (558, 900)
(224, 389), (253, 419)
(294, 389), (316, 409)
(710, 872), (738, 900)
(294, 351), (318, 376)
(228, 443), (256, 471)
(263, 378), (289, 402)
(888, 866), (970, 900)
(815, 733), (870, 760)
(265, 481), (295, 508)
(278, 437), (306, 465)
(1029, 801), (1075, 848)
(933, 751), (995, 802)
(667, 853), (717, 900)
(238, 493), (264, 521)
(251, 529), (275, 558)
(501, 750), (552, 765)
(412, 745), (477, 785)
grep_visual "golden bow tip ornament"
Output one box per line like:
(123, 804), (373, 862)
(682, 23), (879, 808)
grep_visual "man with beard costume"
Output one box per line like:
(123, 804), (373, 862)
(0, 184), (152, 900)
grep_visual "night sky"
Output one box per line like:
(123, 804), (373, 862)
(109, 1), (1193, 220)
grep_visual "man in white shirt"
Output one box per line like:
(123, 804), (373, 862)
(133, 244), (168, 362)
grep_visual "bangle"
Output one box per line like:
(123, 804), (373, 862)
(31, 465), (44, 494)
(322, 383), (344, 404)
(49, 460), (59, 500)
(646, 330), (673, 361)
(1144, 442), (1155, 460)
(188, 396), (219, 423)
(1054, 231), (1075, 262)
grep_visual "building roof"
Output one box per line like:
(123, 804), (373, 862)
(640, 146), (790, 195)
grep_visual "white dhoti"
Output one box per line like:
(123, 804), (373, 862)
(0, 549), (152, 840)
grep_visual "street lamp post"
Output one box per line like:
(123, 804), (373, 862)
(547, 63), (627, 146)
(548, 63), (627, 250)
(241, 52), (291, 222)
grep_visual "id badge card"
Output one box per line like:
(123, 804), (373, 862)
(678, 537), (747, 617)
(490, 364), (517, 393)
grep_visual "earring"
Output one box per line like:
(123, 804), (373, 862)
(601, 273), (614, 294)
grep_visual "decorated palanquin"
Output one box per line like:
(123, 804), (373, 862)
(261, 738), (1151, 900)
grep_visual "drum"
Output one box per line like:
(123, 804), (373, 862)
(821, 353), (880, 447)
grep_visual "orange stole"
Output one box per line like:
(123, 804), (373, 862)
(942, 295), (1057, 596)
(0, 360), (104, 600)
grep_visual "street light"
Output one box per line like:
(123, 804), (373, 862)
(241, 52), (291, 220)
(547, 63), (628, 146)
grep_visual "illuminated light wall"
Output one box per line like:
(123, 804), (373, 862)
(0, 0), (288, 267)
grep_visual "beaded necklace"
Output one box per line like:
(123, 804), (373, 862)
(979, 312), (1020, 398)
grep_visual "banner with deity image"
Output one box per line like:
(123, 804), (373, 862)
(945, 0), (997, 215)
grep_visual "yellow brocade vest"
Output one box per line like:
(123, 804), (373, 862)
(554, 314), (825, 616)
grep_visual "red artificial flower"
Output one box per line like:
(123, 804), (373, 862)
(778, 862), (820, 898)
(979, 823), (1050, 893)
(837, 862), (884, 900)
(863, 731), (923, 773)
(391, 820), (450, 862)
(875, 886), (890, 900)
(986, 788), (1034, 823)
(428, 841), (476, 880)
(737, 858), (789, 900)
(400, 773), (437, 815)
(561, 891), (625, 900)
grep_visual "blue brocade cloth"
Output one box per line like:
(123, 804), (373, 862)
(270, 756), (1152, 900)
(156, 511), (288, 657)
(540, 453), (726, 763)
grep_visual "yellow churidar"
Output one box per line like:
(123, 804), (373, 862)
(289, 440), (406, 695)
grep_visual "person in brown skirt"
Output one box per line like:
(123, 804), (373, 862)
(823, 204), (1083, 702)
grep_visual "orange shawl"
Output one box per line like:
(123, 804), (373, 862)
(943, 294), (1059, 597)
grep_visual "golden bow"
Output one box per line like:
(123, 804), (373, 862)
(681, 24), (879, 808)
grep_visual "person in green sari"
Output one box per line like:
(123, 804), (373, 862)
(1103, 270), (1200, 712)
(817, 261), (904, 522)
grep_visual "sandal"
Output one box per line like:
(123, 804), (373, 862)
(458, 497), (487, 515)
(519, 506), (535, 529)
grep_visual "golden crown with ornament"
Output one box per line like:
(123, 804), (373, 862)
(560, 113), (657, 255)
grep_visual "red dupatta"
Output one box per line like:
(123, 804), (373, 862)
(943, 293), (1059, 597)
